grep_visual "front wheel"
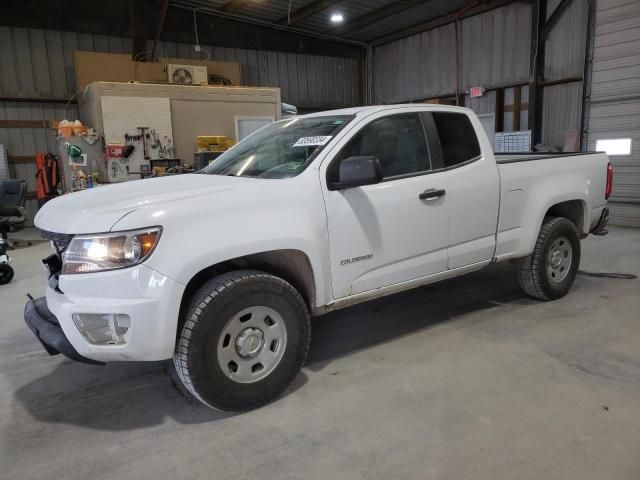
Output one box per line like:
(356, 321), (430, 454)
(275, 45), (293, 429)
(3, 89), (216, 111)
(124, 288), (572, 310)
(173, 270), (310, 411)
(517, 216), (581, 300)
(0, 263), (14, 285)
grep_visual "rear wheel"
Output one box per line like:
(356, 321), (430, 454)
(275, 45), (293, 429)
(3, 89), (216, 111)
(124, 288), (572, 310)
(517, 216), (581, 300)
(0, 264), (14, 285)
(173, 270), (310, 411)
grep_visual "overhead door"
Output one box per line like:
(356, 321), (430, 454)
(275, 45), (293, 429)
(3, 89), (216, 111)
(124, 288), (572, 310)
(586, 0), (640, 227)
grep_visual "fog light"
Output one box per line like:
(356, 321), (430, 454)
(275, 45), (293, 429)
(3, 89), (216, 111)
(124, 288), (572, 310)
(72, 313), (131, 345)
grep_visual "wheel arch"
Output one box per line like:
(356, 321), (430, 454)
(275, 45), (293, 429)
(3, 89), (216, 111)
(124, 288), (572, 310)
(545, 199), (587, 234)
(177, 249), (317, 337)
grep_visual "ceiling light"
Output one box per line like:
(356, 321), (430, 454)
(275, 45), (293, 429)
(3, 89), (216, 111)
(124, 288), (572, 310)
(330, 13), (344, 23)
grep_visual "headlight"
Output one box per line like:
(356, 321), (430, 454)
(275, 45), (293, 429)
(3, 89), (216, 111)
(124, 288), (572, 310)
(62, 227), (162, 274)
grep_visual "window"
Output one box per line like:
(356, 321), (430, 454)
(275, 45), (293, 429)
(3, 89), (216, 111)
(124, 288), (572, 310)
(431, 112), (481, 167)
(596, 138), (632, 156)
(203, 115), (353, 179)
(235, 116), (275, 141)
(330, 114), (431, 180)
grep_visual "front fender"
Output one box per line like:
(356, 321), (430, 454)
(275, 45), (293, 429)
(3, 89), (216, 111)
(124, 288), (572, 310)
(111, 178), (333, 309)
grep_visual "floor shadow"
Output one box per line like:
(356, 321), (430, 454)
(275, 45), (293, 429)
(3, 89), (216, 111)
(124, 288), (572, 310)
(13, 263), (525, 431)
(307, 263), (530, 369)
(12, 358), (308, 431)
(578, 270), (638, 280)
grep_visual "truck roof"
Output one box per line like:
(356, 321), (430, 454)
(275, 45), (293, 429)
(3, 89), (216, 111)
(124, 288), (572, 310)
(301, 104), (473, 118)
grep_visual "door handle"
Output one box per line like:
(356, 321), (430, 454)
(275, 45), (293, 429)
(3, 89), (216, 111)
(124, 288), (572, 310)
(419, 188), (446, 201)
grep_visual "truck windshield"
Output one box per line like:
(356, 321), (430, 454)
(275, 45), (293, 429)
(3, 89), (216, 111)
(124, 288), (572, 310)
(201, 115), (354, 178)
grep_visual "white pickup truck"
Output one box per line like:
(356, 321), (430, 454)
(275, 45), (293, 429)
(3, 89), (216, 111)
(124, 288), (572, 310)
(25, 105), (612, 411)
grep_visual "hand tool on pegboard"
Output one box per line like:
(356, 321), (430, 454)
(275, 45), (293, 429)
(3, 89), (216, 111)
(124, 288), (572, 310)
(137, 127), (150, 160)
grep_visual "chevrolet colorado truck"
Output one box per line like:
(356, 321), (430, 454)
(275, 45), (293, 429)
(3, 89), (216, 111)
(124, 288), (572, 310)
(25, 105), (612, 411)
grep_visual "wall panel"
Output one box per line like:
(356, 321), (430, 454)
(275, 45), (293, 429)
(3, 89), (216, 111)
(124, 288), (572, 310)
(586, 0), (640, 226)
(0, 26), (361, 108)
(541, 82), (584, 149)
(544, 0), (589, 81)
(0, 26), (361, 224)
(372, 2), (532, 104)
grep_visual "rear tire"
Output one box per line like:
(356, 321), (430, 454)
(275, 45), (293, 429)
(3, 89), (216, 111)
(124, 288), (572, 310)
(0, 264), (14, 285)
(517, 216), (580, 300)
(174, 269), (310, 411)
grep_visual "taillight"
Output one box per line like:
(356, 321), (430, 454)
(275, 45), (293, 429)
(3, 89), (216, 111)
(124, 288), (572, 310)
(605, 162), (613, 200)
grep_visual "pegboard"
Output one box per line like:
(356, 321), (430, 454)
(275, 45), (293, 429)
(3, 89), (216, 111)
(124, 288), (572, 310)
(100, 96), (174, 182)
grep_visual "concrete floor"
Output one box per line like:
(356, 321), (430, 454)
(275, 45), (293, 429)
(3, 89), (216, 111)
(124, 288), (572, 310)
(1, 227), (639, 480)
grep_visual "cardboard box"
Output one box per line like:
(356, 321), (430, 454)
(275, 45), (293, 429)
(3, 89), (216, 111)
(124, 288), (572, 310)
(74, 51), (242, 92)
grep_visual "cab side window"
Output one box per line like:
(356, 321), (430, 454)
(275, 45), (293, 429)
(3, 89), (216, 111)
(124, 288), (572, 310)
(430, 112), (481, 167)
(331, 114), (431, 181)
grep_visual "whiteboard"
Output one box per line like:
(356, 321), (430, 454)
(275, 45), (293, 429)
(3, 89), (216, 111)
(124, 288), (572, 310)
(235, 116), (275, 141)
(101, 96), (174, 182)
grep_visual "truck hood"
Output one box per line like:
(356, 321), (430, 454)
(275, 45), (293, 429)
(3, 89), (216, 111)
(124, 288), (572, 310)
(35, 174), (257, 234)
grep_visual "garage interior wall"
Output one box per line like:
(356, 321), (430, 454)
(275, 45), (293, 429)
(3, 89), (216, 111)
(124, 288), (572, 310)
(372, 0), (588, 149)
(0, 26), (361, 224)
(372, 2), (532, 104)
(541, 0), (589, 148)
(585, 0), (640, 227)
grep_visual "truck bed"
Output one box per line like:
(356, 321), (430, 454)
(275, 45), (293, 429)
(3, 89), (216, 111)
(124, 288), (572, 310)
(495, 152), (599, 164)
(493, 150), (609, 260)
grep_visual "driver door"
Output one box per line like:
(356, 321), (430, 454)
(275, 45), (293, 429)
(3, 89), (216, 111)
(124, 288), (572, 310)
(322, 111), (451, 299)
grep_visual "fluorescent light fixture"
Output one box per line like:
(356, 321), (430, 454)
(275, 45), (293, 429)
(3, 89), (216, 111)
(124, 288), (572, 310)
(596, 138), (632, 156)
(330, 12), (344, 23)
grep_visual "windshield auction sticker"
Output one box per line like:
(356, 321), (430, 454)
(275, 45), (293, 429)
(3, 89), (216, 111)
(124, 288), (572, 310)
(293, 136), (332, 147)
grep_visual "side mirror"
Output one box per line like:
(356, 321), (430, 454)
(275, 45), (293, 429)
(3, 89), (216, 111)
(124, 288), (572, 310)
(329, 156), (383, 190)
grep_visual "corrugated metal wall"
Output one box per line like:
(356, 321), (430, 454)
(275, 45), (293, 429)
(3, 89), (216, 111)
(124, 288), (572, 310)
(373, 23), (457, 103)
(371, 0), (587, 150)
(541, 82), (584, 148)
(372, 2), (532, 104)
(544, 0), (589, 81)
(540, 0), (589, 148)
(0, 26), (361, 224)
(586, 0), (640, 227)
(0, 27), (360, 107)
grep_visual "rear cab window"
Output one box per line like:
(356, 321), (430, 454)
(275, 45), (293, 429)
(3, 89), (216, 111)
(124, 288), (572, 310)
(426, 112), (481, 168)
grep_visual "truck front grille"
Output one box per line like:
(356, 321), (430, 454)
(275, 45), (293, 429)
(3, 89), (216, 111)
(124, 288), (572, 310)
(39, 230), (73, 256)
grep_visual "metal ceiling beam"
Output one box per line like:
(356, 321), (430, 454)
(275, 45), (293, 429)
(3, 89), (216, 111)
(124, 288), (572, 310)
(129, 0), (147, 60)
(277, 0), (343, 25)
(324, 0), (435, 36)
(219, 0), (253, 13)
(540, 0), (573, 39)
(150, 0), (170, 60)
(528, 0), (547, 146)
(1, 0), (365, 59)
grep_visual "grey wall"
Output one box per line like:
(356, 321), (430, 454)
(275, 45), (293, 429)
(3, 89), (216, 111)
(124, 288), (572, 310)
(541, 0), (589, 148)
(0, 26), (361, 108)
(586, 0), (640, 227)
(371, 0), (589, 150)
(0, 26), (361, 224)
(372, 2), (532, 104)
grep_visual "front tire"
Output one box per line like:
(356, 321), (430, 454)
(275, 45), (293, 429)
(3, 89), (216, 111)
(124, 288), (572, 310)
(517, 216), (581, 300)
(0, 264), (14, 285)
(174, 270), (310, 411)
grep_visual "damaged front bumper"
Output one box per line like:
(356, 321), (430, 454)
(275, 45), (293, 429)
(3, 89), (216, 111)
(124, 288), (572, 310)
(24, 296), (104, 365)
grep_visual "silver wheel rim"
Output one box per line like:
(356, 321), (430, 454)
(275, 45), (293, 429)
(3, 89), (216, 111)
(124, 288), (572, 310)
(217, 306), (287, 383)
(547, 236), (572, 283)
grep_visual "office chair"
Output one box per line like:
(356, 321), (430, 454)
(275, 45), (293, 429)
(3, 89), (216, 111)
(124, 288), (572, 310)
(0, 179), (32, 250)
